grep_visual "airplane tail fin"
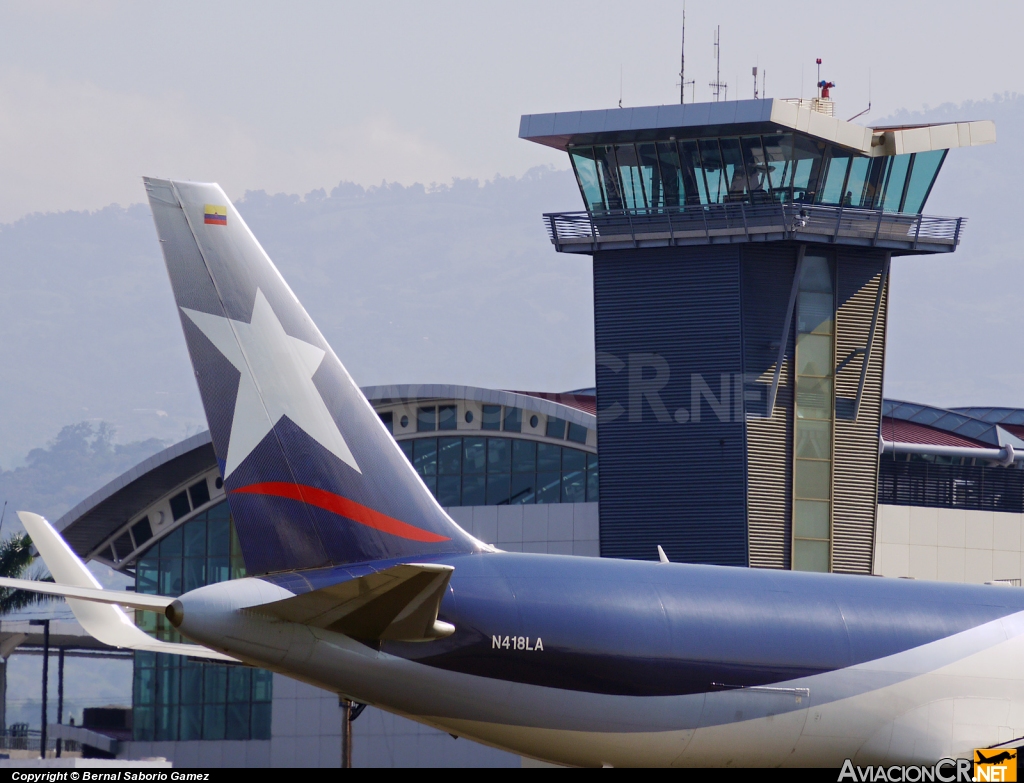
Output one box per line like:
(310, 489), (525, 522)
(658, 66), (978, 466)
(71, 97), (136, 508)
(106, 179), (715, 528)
(143, 178), (480, 574)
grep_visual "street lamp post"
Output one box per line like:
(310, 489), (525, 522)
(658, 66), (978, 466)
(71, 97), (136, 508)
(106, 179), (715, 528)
(29, 620), (49, 759)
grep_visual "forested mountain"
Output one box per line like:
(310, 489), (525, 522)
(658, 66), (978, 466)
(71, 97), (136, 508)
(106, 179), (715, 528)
(0, 166), (584, 475)
(2, 95), (1024, 526)
(0, 422), (164, 526)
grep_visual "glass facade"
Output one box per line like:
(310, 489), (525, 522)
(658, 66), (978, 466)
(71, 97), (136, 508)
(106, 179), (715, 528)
(569, 136), (946, 215)
(399, 436), (598, 506)
(792, 255), (835, 573)
(879, 458), (1024, 513)
(133, 653), (272, 742)
(133, 500), (271, 741)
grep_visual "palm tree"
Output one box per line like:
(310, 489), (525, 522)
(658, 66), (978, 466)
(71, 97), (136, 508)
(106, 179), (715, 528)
(0, 530), (58, 743)
(0, 532), (55, 614)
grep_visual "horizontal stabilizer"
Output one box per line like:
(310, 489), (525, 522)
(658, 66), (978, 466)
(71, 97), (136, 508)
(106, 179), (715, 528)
(257, 563), (455, 642)
(0, 576), (172, 611)
(14, 512), (237, 661)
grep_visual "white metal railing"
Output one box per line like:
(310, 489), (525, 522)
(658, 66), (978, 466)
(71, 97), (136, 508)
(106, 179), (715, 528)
(543, 203), (964, 254)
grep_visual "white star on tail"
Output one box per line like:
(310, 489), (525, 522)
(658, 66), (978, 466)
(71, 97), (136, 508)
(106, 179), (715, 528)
(181, 289), (360, 478)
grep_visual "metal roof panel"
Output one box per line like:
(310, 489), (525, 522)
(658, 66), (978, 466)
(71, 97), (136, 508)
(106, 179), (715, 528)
(520, 99), (995, 157)
(552, 111), (583, 136)
(881, 417), (988, 448)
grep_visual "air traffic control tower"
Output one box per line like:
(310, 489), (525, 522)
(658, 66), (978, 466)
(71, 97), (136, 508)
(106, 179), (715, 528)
(520, 98), (994, 574)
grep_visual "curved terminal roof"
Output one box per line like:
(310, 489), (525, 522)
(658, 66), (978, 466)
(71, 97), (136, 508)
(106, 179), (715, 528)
(881, 417), (983, 449)
(508, 390), (596, 416)
(882, 399), (1024, 449)
(361, 384), (596, 428)
(949, 407), (1024, 441)
(54, 431), (214, 556)
(520, 98), (996, 158)
(56, 386), (596, 561)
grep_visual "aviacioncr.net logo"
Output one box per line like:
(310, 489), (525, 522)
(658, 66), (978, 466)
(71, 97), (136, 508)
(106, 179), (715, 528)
(838, 757), (976, 782)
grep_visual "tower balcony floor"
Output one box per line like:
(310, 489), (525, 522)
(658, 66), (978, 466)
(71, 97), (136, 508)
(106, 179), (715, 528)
(544, 203), (964, 256)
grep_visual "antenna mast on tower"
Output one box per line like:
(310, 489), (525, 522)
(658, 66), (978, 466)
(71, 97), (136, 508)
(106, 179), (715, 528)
(679, 5), (694, 104)
(709, 25), (727, 102)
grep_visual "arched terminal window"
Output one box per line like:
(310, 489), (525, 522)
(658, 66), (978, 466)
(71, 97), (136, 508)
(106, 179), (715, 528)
(399, 436), (598, 506)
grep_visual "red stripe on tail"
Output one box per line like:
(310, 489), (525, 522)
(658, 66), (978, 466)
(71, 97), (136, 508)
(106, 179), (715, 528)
(232, 482), (450, 543)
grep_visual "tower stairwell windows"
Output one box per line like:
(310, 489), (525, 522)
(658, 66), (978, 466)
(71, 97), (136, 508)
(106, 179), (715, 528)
(793, 255), (835, 572)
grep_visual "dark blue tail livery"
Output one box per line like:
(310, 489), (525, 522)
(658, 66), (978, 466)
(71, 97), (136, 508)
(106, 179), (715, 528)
(144, 178), (480, 574)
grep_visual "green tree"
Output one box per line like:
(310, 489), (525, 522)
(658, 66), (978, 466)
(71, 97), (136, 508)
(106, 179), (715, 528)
(0, 532), (55, 614)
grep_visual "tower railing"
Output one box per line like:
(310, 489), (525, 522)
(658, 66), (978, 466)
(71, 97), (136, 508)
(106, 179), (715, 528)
(543, 203), (964, 255)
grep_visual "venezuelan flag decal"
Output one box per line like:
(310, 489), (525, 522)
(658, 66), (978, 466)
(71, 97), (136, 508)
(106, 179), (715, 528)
(204, 204), (228, 225)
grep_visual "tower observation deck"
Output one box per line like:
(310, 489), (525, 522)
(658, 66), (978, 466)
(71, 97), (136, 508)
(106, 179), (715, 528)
(520, 98), (995, 574)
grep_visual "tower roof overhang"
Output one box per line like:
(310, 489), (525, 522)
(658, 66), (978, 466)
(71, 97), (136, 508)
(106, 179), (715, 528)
(519, 98), (996, 158)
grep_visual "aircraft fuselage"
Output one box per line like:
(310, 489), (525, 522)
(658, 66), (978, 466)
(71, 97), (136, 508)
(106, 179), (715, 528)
(170, 551), (1024, 767)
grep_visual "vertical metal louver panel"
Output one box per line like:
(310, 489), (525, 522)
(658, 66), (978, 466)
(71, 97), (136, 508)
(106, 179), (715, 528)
(593, 246), (748, 565)
(832, 251), (888, 574)
(741, 246), (798, 569)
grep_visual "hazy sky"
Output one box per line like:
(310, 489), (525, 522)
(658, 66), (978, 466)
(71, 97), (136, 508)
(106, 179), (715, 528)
(1, 0), (1022, 222)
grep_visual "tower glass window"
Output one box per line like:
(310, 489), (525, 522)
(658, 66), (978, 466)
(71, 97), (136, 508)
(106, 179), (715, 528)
(570, 147), (607, 211)
(133, 500), (270, 741)
(818, 154), (851, 205)
(679, 140), (708, 205)
(761, 134), (789, 197)
(594, 146), (624, 210)
(637, 143), (663, 208)
(787, 135), (826, 202)
(793, 255), (835, 573)
(614, 144), (647, 209)
(903, 150), (948, 214)
(656, 142), (685, 207)
(880, 155), (912, 213)
(567, 134), (944, 214)
(698, 140), (725, 203)
(719, 138), (747, 200)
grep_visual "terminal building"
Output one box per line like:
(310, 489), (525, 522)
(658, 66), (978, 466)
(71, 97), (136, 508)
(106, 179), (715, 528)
(51, 386), (598, 766)
(18, 95), (1016, 766)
